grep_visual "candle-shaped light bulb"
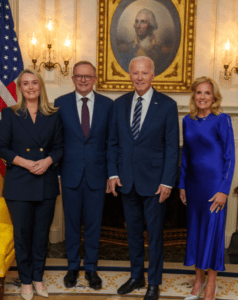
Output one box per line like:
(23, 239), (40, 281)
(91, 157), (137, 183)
(44, 17), (56, 45)
(28, 32), (41, 60)
(31, 33), (37, 45)
(222, 38), (233, 65)
(61, 34), (73, 61)
(46, 20), (53, 31)
(225, 39), (230, 50)
(64, 35), (71, 47)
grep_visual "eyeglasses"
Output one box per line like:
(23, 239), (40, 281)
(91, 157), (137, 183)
(74, 75), (95, 81)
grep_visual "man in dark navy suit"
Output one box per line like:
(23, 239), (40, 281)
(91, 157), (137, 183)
(108, 56), (179, 300)
(55, 61), (113, 290)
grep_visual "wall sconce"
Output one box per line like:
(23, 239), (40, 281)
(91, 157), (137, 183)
(222, 38), (237, 80)
(28, 17), (73, 76)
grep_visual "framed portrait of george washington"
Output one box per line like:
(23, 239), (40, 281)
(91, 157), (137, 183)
(96, 0), (196, 93)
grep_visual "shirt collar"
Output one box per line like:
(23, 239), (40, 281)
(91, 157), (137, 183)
(134, 87), (153, 103)
(75, 90), (94, 102)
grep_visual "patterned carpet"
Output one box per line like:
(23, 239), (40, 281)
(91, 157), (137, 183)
(4, 295), (183, 300)
(4, 260), (238, 299)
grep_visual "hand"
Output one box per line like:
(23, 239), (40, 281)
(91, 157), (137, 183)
(155, 185), (171, 203)
(30, 157), (53, 175)
(106, 179), (111, 193)
(109, 177), (122, 197)
(24, 160), (39, 172)
(208, 192), (227, 213)
(180, 189), (187, 205)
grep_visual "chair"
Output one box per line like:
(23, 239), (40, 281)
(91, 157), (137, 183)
(0, 197), (15, 300)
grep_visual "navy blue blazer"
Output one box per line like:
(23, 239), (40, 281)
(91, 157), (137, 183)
(107, 89), (179, 196)
(0, 108), (63, 201)
(55, 91), (113, 189)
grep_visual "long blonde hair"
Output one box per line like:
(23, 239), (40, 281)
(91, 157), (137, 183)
(12, 69), (58, 116)
(189, 76), (222, 119)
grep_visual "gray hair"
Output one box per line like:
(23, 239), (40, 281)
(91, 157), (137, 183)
(135, 9), (158, 31)
(129, 56), (155, 72)
(73, 61), (96, 75)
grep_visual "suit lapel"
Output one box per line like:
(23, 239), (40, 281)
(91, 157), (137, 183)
(136, 89), (161, 142)
(69, 92), (85, 141)
(35, 112), (50, 137)
(126, 92), (135, 141)
(87, 92), (103, 140)
(16, 110), (42, 146)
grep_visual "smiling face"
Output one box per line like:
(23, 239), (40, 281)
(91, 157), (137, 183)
(134, 12), (150, 40)
(19, 73), (41, 102)
(194, 82), (215, 115)
(129, 58), (154, 96)
(72, 64), (97, 96)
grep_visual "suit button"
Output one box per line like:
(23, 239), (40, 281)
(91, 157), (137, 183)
(26, 148), (30, 152)
(85, 142), (87, 145)
(39, 148), (44, 152)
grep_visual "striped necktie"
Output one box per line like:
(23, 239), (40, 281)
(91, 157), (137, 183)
(131, 96), (143, 139)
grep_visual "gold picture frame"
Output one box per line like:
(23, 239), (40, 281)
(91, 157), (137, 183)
(96, 0), (196, 93)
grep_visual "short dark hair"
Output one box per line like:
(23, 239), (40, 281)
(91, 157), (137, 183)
(73, 61), (96, 75)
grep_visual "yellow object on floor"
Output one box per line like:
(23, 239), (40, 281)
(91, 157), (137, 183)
(0, 197), (15, 300)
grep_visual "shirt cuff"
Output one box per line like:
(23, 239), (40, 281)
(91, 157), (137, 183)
(161, 184), (172, 189)
(109, 176), (119, 180)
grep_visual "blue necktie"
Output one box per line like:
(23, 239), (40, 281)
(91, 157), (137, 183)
(131, 97), (143, 139)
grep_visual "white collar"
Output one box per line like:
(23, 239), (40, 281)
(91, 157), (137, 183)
(134, 87), (153, 103)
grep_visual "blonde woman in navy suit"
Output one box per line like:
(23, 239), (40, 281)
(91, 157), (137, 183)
(0, 69), (63, 300)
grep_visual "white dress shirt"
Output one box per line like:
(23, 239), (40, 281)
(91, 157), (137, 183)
(75, 90), (95, 126)
(110, 87), (172, 189)
(130, 87), (153, 130)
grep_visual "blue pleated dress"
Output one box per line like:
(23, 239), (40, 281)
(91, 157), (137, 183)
(178, 113), (235, 271)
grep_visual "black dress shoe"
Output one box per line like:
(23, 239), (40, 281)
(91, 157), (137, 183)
(117, 277), (145, 295)
(64, 270), (79, 288)
(85, 271), (102, 290)
(144, 285), (160, 300)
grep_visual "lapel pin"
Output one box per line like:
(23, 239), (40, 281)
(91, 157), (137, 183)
(154, 102), (158, 104)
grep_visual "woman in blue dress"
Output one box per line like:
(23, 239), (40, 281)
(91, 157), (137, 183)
(179, 76), (235, 300)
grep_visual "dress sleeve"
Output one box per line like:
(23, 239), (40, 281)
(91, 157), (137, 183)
(47, 112), (64, 168)
(178, 117), (188, 190)
(218, 114), (235, 195)
(107, 100), (119, 178)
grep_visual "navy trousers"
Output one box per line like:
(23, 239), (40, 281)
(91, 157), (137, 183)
(121, 185), (166, 285)
(62, 173), (105, 271)
(6, 198), (56, 284)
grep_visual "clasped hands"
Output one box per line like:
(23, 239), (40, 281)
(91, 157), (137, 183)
(180, 189), (227, 213)
(25, 157), (53, 175)
(108, 178), (171, 203)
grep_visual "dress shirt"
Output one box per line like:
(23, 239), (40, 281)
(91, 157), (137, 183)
(130, 87), (153, 130)
(110, 87), (172, 189)
(76, 90), (94, 127)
